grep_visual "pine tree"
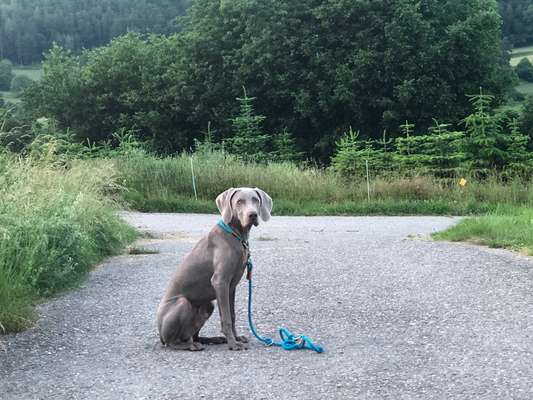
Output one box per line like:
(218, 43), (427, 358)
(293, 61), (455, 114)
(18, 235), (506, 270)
(462, 88), (504, 176)
(225, 88), (269, 162)
(271, 129), (303, 163)
(331, 127), (391, 177)
(462, 88), (531, 177)
(502, 118), (532, 177)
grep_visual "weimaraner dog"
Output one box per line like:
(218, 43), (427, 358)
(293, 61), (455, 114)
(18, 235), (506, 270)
(157, 187), (272, 351)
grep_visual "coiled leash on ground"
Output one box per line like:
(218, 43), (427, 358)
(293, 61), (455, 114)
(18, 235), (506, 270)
(217, 219), (324, 353)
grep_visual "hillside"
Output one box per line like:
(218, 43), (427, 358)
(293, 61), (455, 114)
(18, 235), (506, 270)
(499, 0), (533, 47)
(0, 0), (191, 64)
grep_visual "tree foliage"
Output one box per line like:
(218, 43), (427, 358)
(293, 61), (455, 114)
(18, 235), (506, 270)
(515, 57), (533, 82)
(173, 0), (514, 158)
(23, 0), (514, 160)
(0, 59), (13, 90)
(270, 129), (304, 163)
(519, 95), (533, 149)
(23, 36), (184, 150)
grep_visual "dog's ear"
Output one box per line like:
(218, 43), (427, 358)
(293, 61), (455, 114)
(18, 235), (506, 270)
(254, 188), (273, 222)
(216, 188), (238, 223)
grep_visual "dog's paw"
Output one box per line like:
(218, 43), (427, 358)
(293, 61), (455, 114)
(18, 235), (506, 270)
(189, 342), (205, 351)
(236, 335), (249, 343)
(228, 341), (249, 351)
(166, 341), (205, 351)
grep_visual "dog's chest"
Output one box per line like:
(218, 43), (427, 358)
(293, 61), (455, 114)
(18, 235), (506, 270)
(239, 248), (249, 271)
(230, 248), (249, 285)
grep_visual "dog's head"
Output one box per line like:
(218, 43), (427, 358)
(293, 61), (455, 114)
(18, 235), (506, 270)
(216, 187), (272, 228)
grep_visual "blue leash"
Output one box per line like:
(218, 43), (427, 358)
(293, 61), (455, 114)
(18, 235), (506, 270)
(217, 220), (324, 354)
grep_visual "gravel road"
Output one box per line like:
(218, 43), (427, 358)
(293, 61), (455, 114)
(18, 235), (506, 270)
(1, 213), (532, 400)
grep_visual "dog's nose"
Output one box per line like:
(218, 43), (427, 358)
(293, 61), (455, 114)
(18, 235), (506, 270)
(249, 211), (258, 219)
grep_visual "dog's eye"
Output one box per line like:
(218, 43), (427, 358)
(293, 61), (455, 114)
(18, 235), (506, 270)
(252, 197), (259, 203)
(236, 199), (244, 205)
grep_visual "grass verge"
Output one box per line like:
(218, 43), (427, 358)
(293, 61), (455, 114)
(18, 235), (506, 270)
(433, 206), (533, 256)
(0, 154), (136, 332)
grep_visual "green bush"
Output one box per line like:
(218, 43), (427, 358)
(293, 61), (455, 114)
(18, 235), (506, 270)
(10, 75), (33, 93)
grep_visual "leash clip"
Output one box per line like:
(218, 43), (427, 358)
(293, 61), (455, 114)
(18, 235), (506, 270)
(246, 259), (253, 280)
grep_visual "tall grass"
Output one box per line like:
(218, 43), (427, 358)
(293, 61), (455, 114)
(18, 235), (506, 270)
(0, 154), (136, 332)
(116, 149), (533, 215)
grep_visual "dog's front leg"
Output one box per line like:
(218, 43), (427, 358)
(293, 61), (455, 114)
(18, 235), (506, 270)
(230, 288), (249, 344)
(212, 274), (246, 350)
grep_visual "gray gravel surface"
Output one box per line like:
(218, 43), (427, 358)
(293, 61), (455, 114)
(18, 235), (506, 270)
(1, 213), (532, 400)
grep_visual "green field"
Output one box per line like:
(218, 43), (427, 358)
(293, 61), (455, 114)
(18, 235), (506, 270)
(510, 45), (533, 67)
(12, 66), (43, 80)
(511, 45), (533, 57)
(0, 65), (42, 104)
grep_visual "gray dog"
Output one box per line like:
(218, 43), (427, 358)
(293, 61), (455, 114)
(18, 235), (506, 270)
(157, 187), (273, 351)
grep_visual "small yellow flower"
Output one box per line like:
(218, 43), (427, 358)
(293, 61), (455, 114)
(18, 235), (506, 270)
(459, 178), (467, 187)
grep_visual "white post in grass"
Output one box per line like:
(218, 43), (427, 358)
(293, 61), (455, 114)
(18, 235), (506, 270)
(365, 159), (370, 201)
(190, 156), (198, 201)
